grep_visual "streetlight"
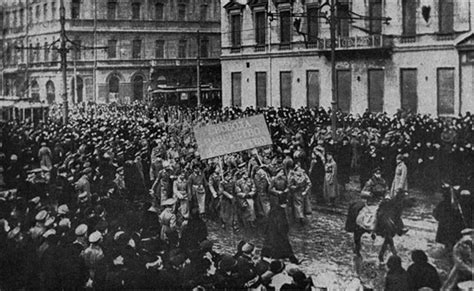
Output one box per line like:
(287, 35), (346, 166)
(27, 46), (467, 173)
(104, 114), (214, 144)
(59, 0), (68, 124)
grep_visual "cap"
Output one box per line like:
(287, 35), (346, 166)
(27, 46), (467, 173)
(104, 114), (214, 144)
(58, 218), (71, 229)
(7, 227), (21, 240)
(29, 196), (41, 205)
(43, 229), (56, 238)
(162, 198), (177, 206)
(35, 210), (48, 221)
(75, 224), (88, 236)
(114, 231), (125, 241)
(241, 242), (255, 254)
(270, 260), (285, 274)
(58, 204), (69, 215)
(89, 231), (103, 243)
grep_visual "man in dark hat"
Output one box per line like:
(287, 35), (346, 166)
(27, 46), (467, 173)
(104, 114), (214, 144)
(361, 167), (388, 199)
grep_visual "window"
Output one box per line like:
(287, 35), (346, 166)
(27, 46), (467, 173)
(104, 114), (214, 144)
(337, 70), (351, 112)
(336, 0), (350, 37)
(71, 0), (80, 19)
(400, 68), (418, 113)
(155, 3), (164, 20)
(51, 2), (56, 20)
(231, 14), (241, 47)
(255, 11), (266, 46)
(13, 11), (17, 27)
(369, 0), (382, 34)
(44, 3), (48, 21)
(402, 0), (416, 36)
(44, 42), (50, 62)
(178, 39), (187, 58)
(368, 69), (384, 113)
(132, 39), (142, 59)
(439, 0), (454, 33)
(52, 46), (59, 61)
(437, 68), (455, 115)
(280, 10), (291, 43)
(35, 5), (40, 23)
(132, 2), (141, 20)
(35, 43), (40, 62)
(107, 1), (117, 20)
(231, 72), (242, 107)
(109, 76), (120, 93)
(307, 6), (319, 42)
(73, 40), (81, 60)
(108, 39), (117, 58)
(20, 9), (24, 26)
(200, 4), (208, 21)
(178, 4), (186, 21)
(307, 70), (320, 108)
(280, 71), (292, 107)
(200, 38), (209, 58)
(28, 7), (33, 23)
(155, 40), (165, 58)
(256, 72), (267, 108)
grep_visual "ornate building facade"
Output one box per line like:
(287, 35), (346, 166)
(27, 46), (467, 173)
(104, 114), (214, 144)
(2, 0), (221, 105)
(221, 0), (474, 115)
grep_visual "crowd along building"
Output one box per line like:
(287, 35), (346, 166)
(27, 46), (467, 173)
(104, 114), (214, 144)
(220, 0), (474, 115)
(1, 0), (221, 106)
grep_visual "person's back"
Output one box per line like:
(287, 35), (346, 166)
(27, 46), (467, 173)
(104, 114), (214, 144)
(385, 255), (409, 291)
(407, 261), (441, 290)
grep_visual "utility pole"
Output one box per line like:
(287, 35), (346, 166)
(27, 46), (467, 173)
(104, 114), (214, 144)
(330, 0), (337, 139)
(196, 29), (201, 107)
(93, 0), (97, 104)
(59, 0), (68, 124)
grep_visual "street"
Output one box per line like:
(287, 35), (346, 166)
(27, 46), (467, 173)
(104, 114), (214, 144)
(207, 182), (452, 289)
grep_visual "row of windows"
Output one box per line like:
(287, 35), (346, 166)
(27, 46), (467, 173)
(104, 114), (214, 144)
(230, 0), (455, 48)
(3, 1), (211, 27)
(107, 38), (210, 59)
(4, 2), (56, 27)
(230, 68), (455, 115)
(3, 37), (211, 64)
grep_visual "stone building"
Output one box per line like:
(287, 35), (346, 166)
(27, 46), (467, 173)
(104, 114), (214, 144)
(1, 0), (221, 105)
(221, 0), (474, 115)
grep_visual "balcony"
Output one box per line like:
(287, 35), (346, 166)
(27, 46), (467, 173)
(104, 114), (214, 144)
(230, 47), (241, 53)
(315, 34), (391, 50)
(68, 19), (220, 32)
(254, 45), (266, 52)
(279, 43), (292, 50)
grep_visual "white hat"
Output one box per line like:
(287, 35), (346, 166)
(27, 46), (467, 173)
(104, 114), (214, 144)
(75, 224), (88, 236)
(43, 229), (56, 238)
(58, 204), (70, 215)
(114, 231), (125, 241)
(89, 231), (103, 243)
(44, 216), (56, 227)
(35, 210), (48, 221)
(58, 218), (71, 229)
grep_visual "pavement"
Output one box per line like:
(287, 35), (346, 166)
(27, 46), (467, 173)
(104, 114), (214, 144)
(206, 176), (453, 289)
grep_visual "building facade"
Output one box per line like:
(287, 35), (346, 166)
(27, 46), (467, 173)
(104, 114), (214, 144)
(1, 0), (221, 105)
(221, 0), (474, 115)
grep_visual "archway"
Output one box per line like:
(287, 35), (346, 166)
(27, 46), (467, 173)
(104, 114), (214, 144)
(108, 75), (120, 103)
(46, 80), (55, 104)
(133, 75), (144, 101)
(71, 76), (84, 103)
(31, 80), (40, 101)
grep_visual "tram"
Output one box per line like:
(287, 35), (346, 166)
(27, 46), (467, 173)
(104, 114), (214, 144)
(150, 85), (221, 108)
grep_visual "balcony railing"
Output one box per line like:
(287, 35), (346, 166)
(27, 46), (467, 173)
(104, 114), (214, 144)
(436, 33), (455, 41)
(315, 34), (389, 50)
(230, 46), (241, 53)
(254, 45), (266, 52)
(68, 19), (220, 31)
(400, 36), (416, 43)
(279, 43), (292, 50)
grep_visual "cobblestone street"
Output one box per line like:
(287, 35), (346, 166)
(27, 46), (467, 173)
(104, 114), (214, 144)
(207, 180), (452, 289)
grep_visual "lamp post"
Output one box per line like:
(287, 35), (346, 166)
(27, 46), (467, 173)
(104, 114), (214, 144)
(59, 0), (68, 124)
(329, 0), (337, 139)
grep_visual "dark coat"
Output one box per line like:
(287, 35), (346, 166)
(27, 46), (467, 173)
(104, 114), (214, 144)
(407, 262), (441, 291)
(385, 268), (409, 291)
(263, 206), (293, 259)
(433, 198), (464, 246)
(345, 200), (365, 233)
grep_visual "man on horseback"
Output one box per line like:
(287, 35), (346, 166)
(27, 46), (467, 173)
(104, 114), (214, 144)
(346, 187), (409, 262)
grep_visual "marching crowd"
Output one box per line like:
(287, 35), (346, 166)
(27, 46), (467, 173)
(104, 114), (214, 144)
(0, 103), (472, 290)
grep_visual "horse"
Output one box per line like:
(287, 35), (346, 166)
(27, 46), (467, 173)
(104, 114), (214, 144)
(345, 190), (409, 263)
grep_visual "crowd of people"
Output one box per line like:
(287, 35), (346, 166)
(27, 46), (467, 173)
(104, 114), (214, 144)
(0, 103), (472, 290)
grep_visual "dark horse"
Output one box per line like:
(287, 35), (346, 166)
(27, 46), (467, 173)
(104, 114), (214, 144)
(345, 191), (408, 263)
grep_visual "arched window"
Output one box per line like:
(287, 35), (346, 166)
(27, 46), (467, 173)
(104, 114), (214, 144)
(46, 80), (55, 104)
(109, 75), (120, 93)
(31, 80), (40, 101)
(133, 75), (144, 101)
